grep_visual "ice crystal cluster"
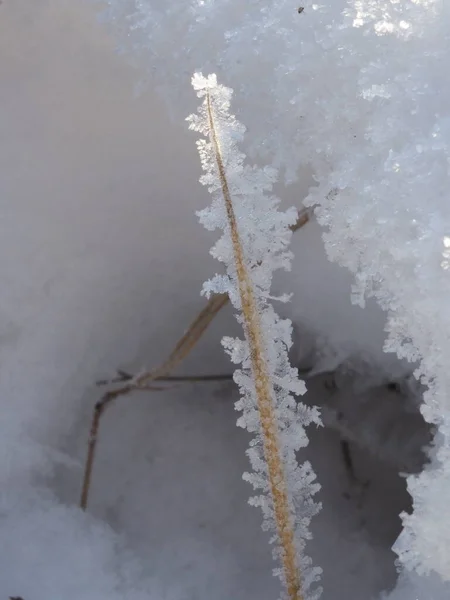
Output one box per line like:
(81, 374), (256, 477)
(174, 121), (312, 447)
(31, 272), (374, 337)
(187, 73), (322, 600)
(98, 0), (450, 594)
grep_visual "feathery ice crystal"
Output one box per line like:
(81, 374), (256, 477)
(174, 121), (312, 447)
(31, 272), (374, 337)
(187, 72), (322, 600)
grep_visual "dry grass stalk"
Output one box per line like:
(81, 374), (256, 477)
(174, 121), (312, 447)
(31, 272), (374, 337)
(80, 292), (228, 509)
(205, 90), (303, 600)
(80, 211), (310, 511)
(96, 372), (234, 385)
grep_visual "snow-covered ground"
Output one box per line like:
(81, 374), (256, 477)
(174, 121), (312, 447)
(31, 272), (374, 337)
(0, 2), (439, 599)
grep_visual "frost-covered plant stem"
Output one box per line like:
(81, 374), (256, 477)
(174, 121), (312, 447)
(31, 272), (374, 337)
(205, 90), (302, 600)
(188, 73), (321, 600)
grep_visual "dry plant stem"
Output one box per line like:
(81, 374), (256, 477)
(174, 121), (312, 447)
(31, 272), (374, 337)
(94, 211), (310, 389)
(96, 371), (233, 386)
(80, 292), (228, 510)
(206, 92), (302, 600)
(80, 212), (310, 511)
(292, 209), (310, 232)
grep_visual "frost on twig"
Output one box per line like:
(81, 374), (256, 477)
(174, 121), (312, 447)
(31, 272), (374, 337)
(188, 73), (321, 600)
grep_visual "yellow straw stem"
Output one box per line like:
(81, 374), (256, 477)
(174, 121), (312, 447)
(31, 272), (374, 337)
(206, 91), (303, 600)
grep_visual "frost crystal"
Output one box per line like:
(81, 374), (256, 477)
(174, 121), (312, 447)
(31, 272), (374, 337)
(187, 73), (322, 600)
(97, 0), (450, 592)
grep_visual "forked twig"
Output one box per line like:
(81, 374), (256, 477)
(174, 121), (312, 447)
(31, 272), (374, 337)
(80, 210), (311, 511)
(80, 292), (228, 509)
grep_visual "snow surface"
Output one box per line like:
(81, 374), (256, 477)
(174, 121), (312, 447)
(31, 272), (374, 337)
(0, 1), (444, 599)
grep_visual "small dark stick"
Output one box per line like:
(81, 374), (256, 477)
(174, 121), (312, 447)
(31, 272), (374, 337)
(340, 440), (357, 482)
(10, 597), (25, 600)
(297, 6), (304, 13)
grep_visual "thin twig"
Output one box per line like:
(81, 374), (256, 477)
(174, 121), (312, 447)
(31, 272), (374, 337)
(80, 210), (311, 511)
(80, 292), (228, 509)
(162, 374), (232, 382)
(96, 371), (234, 386)
(95, 211), (310, 395)
(292, 208), (310, 232)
